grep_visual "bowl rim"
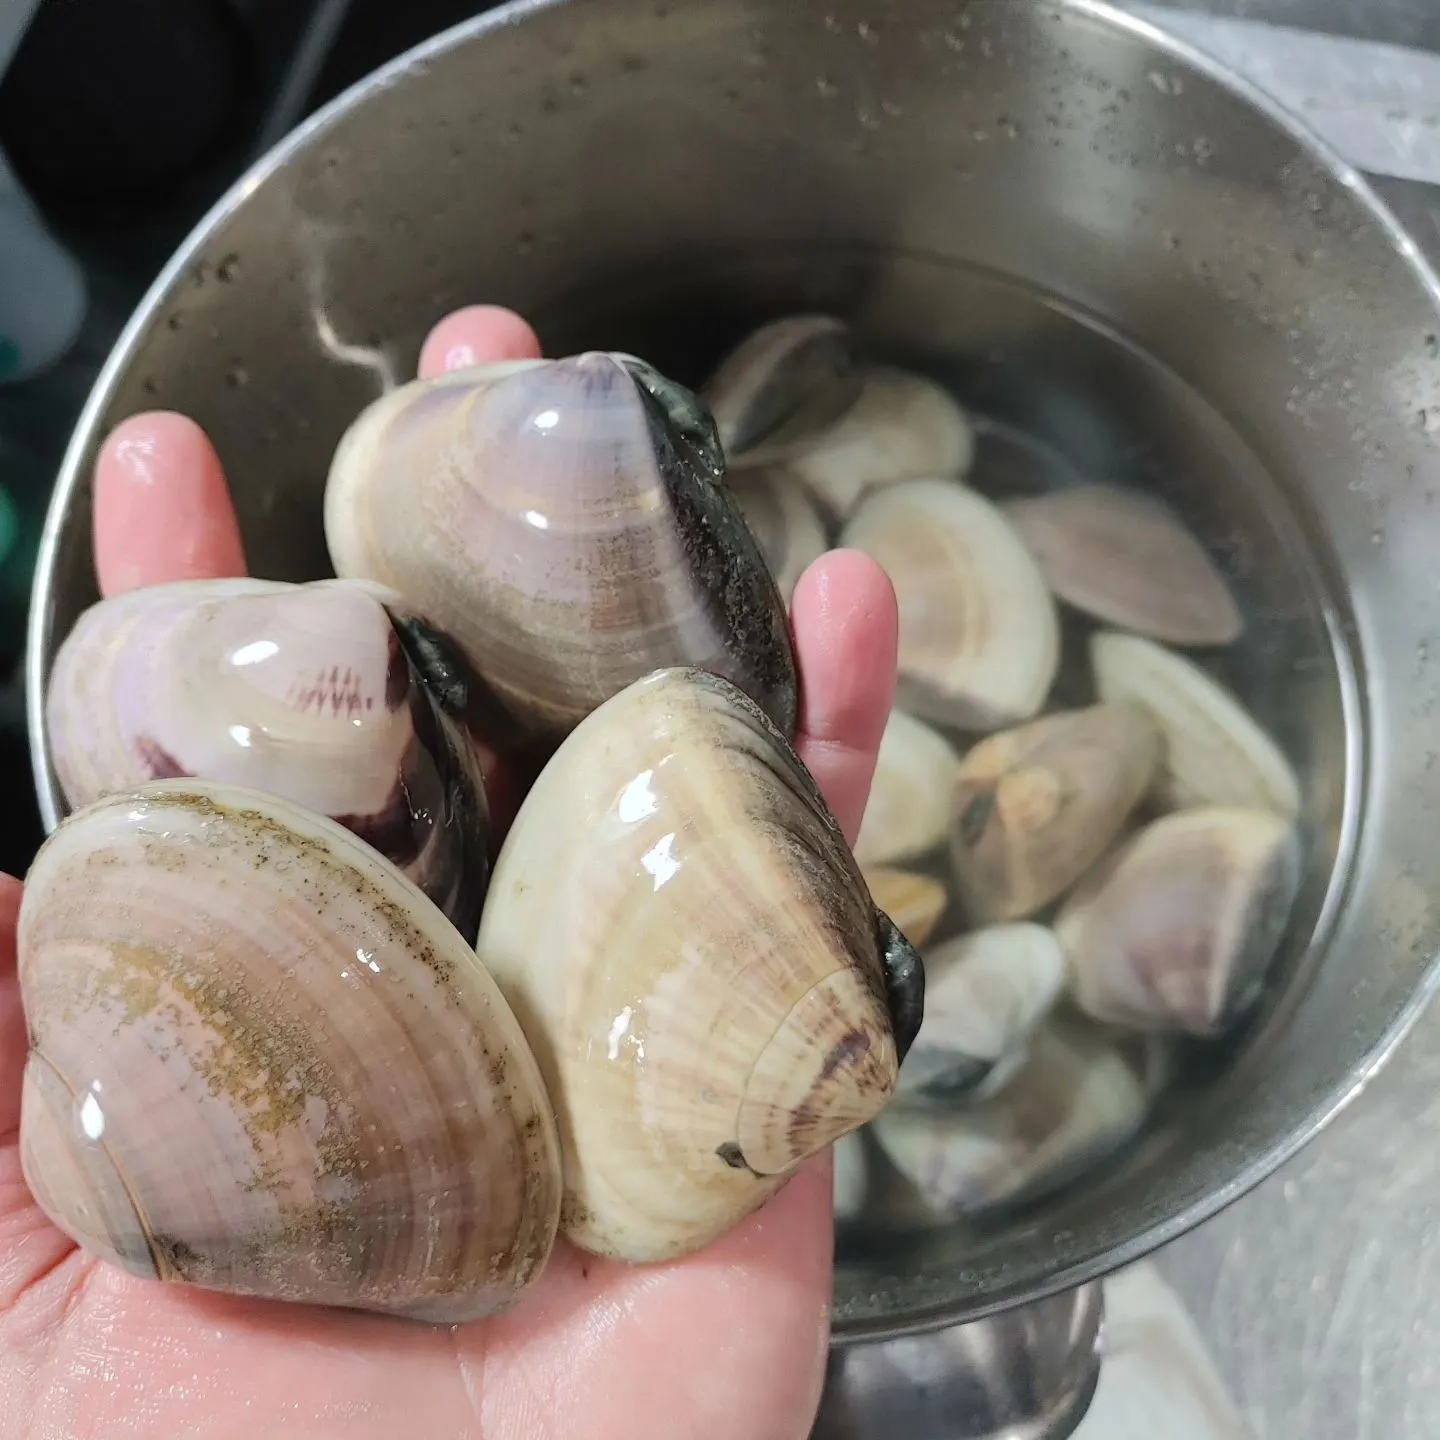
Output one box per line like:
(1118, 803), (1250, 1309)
(23, 0), (1440, 1344)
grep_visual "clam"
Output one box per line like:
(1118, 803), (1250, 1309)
(1057, 805), (1303, 1036)
(841, 479), (1061, 732)
(895, 925), (1067, 1107)
(871, 1019), (1153, 1220)
(854, 709), (964, 869)
(43, 576), (491, 938)
(833, 1132), (870, 1224)
(949, 703), (1163, 926)
(16, 780), (562, 1321)
(701, 314), (864, 460)
(324, 351), (798, 746)
(864, 868), (949, 949)
(1091, 631), (1302, 819)
(726, 466), (830, 605)
(473, 666), (924, 1263)
(1002, 484), (1244, 646)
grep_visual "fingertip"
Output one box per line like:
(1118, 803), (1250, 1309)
(93, 412), (247, 598)
(417, 305), (543, 378)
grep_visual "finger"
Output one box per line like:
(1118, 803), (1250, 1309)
(92, 413), (248, 599)
(789, 550), (899, 845)
(0, 874), (26, 1140)
(417, 305), (543, 378)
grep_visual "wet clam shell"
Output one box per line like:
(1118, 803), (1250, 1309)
(17, 781), (562, 1321)
(949, 703), (1163, 925)
(324, 352), (798, 745)
(871, 1020), (1153, 1220)
(1057, 805), (1303, 1036)
(43, 576), (491, 939)
(854, 709), (963, 869)
(1002, 484), (1243, 647)
(841, 479), (1061, 732)
(895, 925), (1067, 1107)
(474, 667), (920, 1263)
(1091, 631), (1301, 819)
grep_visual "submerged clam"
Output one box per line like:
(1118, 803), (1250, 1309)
(44, 576), (491, 938)
(726, 467), (830, 605)
(841, 479), (1061, 732)
(1091, 631), (1301, 819)
(833, 1132), (870, 1224)
(702, 314), (863, 460)
(474, 666), (923, 1263)
(872, 1019), (1155, 1220)
(1057, 805), (1303, 1036)
(895, 925), (1067, 1107)
(864, 868), (949, 949)
(1002, 484), (1243, 646)
(17, 780), (562, 1321)
(854, 709), (964, 869)
(324, 351), (798, 746)
(950, 703), (1163, 925)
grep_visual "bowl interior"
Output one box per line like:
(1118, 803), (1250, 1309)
(28, 0), (1440, 1338)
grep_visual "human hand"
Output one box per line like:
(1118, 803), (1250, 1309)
(0, 306), (899, 1439)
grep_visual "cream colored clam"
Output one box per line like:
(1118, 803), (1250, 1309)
(949, 703), (1163, 925)
(833, 1132), (870, 1224)
(841, 479), (1061, 732)
(474, 667), (920, 1263)
(872, 1020), (1153, 1219)
(1002, 484), (1243, 646)
(865, 868), (949, 949)
(727, 467), (831, 605)
(854, 709), (964, 869)
(17, 780), (561, 1321)
(1091, 631), (1301, 818)
(895, 925), (1067, 1106)
(1057, 805), (1303, 1036)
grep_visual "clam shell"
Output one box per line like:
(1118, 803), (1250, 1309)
(1057, 805), (1303, 1036)
(324, 352), (798, 745)
(17, 780), (562, 1321)
(474, 667), (921, 1263)
(44, 576), (491, 939)
(727, 467), (830, 605)
(833, 1131), (870, 1224)
(949, 703), (1163, 925)
(854, 709), (964, 869)
(871, 1020), (1152, 1220)
(701, 314), (863, 460)
(779, 366), (976, 522)
(841, 479), (1061, 732)
(895, 925), (1067, 1107)
(864, 868), (949, 949)
(1002, 484), (1243, 646)
(1091, 631), (1301, 819)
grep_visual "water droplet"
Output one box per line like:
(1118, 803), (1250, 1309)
(942, 30), (965, 51)
(1420, 408), (1440, 435)
(857, 107), (881, 131)
(167, 312), (185, 332)
(142, 377), (159, 397)
(998, 116), (1021, 139)
(881, 98), (902, 118)
(1148, 70), (1184, 96)
(815, 75), (839, 99)
(823, 13), (841, 33)
(1163, 230), (1181, 251)
(507, 121), (524, 140)
(857, 20), (878, 43)
(226, 366), (249, 390)
(216, 253), (241, 283)
(1426, 333), (1439, 359)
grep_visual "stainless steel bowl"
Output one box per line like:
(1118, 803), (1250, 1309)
(26, 0), (1440, 1352)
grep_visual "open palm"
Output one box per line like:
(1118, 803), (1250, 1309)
(0, 307), (899, 1439)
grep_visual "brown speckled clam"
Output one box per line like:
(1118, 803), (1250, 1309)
(43, 575), (490, 940)
(17, 780), (562, 1322)
(475, 667), (924, 1262)
(324, 352), (798, 747)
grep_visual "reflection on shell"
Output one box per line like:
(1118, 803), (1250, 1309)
(871, 1021), (1153, 1220)
(17, 780), (562, 1322)
(842, 479), (1061, 732)
(324, 352), (798, 745)
(44, 576), (491, 938)
(1091, 631), (1301, 819)
(855, 709), (964, 869)
(1003, 484), (1243, 646)
(949, 703), (1163, 925)
(1057, 805), (1303, 1036)
(474, 667), (918, 1262)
